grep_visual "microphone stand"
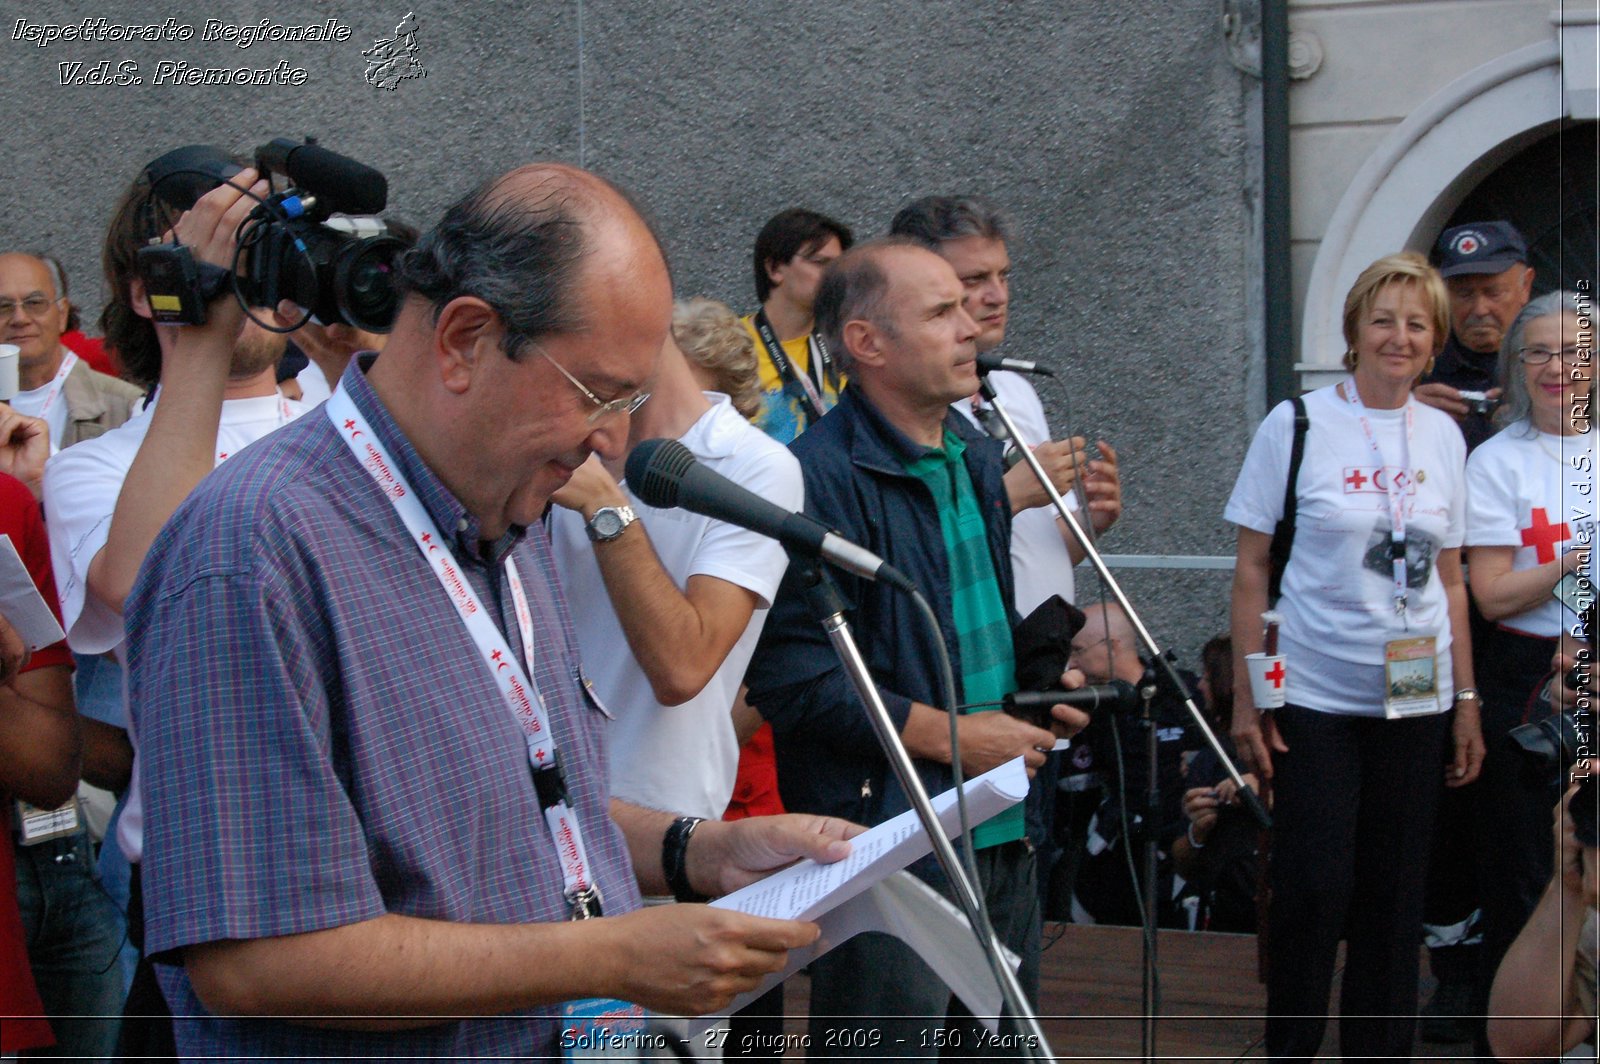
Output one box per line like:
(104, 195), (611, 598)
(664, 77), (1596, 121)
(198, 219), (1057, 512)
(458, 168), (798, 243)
(795, 562), (1055, 1062)
(1138, 679), (1160, 1062)
(976, 372), (1269, 832)
(977, 372), (1267, 1063)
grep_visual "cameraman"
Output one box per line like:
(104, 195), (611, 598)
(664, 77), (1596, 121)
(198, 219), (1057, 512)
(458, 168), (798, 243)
(42, 165), (305, 1055)
(1487, 775), (1599, 1061)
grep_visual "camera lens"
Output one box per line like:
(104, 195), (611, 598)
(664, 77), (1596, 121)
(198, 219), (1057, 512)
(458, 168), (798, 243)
(334, 236), (405, 332)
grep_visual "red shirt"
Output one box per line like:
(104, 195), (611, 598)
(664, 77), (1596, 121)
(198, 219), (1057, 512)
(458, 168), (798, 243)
(60, 330), (118, 378)
(1, 473), (63, 1052)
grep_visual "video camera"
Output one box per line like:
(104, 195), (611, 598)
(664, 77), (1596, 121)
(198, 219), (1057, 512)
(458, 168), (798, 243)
(134, 138), (408, 332)
(1511, 571), (1595, 775)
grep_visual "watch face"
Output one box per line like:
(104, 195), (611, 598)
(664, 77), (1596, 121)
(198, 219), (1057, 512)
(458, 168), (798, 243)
(590, 507), (626, 540)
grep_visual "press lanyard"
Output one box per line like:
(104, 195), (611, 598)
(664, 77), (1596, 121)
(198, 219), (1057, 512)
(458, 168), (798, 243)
(1341, 378), (1415, 615)
(325, 386), (603, 918)
(28, 351), (77, 422)
(753, 309), (831, 424)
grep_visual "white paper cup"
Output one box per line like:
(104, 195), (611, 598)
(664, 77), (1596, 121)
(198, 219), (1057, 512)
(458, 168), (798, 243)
(0, 344), (18, 401)
(1245, 652), (1288, 710)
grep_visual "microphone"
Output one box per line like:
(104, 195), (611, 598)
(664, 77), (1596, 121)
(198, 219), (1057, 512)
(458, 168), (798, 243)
(976, 351), (1054, 377)
(1002, 680), (1141, 724)
(256, 138), (389, 215)
(626, 438), (913, 591)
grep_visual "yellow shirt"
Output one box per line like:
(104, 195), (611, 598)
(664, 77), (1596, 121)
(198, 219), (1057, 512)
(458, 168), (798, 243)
(740, 314), (841, 445)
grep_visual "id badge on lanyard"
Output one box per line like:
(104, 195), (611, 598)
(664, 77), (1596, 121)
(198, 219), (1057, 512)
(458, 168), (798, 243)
(1383, 635), (1441, 718)
(14, 796), (80, 845)
(559, 999), (652, 1060)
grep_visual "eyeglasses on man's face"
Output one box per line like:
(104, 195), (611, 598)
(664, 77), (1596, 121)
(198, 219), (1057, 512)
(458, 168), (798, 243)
(0, 295), (62, 319)
(534, 342), (650, 423)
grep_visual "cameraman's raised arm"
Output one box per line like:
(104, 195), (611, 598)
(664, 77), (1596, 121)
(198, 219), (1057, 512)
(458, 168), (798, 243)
(1487, 785), (1597, 1060)
(84, 170), (268, 614)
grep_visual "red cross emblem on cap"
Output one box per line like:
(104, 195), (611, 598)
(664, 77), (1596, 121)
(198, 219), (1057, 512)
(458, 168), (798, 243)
(1520, 507), (1570, 564)
(1265, 660), (1286, 689)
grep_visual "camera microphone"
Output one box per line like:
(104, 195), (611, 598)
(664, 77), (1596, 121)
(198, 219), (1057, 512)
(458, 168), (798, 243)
(256, 138), (388, 215)
(976, 351), (1054, 377)
(626, 438), (913, 591)
(1004, 680), (1140, 718)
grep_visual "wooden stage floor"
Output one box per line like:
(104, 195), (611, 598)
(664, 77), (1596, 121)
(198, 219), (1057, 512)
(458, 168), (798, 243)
(777, 922), (1484, 1062)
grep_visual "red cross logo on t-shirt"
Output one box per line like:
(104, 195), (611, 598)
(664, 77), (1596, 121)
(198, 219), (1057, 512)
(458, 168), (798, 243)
(1345, 469), (1369, 491)
(1520, 508), (1570, 564)
(1265, 660), (1286, 689)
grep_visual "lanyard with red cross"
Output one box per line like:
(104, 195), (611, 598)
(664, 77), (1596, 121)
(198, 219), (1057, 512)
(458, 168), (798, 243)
(1342, 378), (1415, 618)
(325, 386), (604, 918)
(27, 351), (77, 423)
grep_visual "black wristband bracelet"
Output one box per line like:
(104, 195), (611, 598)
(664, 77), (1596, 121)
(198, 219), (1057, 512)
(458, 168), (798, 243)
(662, 816), (709, 903)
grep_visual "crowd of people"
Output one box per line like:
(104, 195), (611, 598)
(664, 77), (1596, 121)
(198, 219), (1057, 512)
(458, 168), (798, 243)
(0, 147), (1592, 1064)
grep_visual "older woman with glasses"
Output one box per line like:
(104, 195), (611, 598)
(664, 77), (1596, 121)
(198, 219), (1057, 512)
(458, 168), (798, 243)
(1227, 251), (1484, 1062)
(1462, 287), (1595, 1026)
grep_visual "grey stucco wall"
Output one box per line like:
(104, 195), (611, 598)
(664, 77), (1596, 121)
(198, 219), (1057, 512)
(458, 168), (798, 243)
(2, 1), (1256, 670)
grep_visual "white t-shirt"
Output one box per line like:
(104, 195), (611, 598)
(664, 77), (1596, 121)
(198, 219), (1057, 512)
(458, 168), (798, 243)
(952, 369), (1080, 614)
(1465, 421), (1596, 637)
(8, 350), (77, 453)
(42, 390), (306, 861)
(548, 394), (802, 820)
(295, 361), (333, 408)
(1225, 381), (1467, 715)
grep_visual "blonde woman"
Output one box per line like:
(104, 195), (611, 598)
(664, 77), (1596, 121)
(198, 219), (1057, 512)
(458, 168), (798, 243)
(1227, 252), (1485, 1061)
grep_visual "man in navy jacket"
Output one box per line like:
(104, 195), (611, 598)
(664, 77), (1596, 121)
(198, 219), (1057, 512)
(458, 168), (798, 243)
(746, 237), (1088, 1058)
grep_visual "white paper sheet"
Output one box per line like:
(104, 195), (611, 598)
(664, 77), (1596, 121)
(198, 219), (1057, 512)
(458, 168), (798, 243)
(0, 534), (65, 653)
(679, 758), (1032, 1038)
(711, 756), (1029, 924)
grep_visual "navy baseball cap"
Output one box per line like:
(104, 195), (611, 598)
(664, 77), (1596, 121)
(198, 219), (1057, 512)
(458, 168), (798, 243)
(1435, 221), (1528, 278)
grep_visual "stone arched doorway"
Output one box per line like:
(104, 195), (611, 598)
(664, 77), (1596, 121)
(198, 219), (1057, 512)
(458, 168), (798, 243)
(1298, 37), (1591, 387)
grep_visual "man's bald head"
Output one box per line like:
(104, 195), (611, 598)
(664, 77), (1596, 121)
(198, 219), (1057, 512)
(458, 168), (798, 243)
(397, 162), (669, 363)
(1072, 601), (1142, 684)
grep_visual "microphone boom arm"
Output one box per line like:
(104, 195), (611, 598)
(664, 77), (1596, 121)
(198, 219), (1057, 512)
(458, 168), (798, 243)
(976, 375), (1269, 831)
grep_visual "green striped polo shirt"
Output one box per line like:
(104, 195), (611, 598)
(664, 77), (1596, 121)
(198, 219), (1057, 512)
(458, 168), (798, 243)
(903, 428), (1023, 849)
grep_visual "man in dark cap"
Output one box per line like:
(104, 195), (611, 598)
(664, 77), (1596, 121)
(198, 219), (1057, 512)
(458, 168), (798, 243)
(1413, 220), (1535, 451)
(1413, 220), (1536, 1042)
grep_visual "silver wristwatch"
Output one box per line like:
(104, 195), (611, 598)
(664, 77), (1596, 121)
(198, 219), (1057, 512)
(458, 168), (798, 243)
(585, 505), (637, 543)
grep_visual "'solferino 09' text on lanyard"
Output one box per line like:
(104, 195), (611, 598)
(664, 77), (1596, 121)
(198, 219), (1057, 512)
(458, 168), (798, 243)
(325, 386), (604, 918)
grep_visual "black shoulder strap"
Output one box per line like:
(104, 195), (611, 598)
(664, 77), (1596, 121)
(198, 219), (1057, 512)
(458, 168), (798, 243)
(1266, 396), (1309, 607)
